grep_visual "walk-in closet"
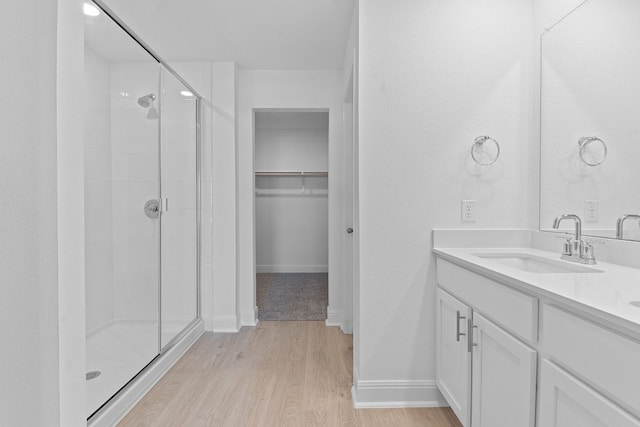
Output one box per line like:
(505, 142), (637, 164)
(254, 110), (329, 321)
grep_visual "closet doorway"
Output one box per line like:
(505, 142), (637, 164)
(254, 110), (329, 321)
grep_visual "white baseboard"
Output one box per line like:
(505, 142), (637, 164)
(211, 314), (240, 332)
(256, 265), (328, 273)
(240, 306), (258, 326)
(88, 320), (204, 427)
(352, 375), (449, 408)
(203, 316), (213, 332)
(326, 307), (343, 327)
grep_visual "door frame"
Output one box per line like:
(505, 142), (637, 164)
(251, 107), (332, 322)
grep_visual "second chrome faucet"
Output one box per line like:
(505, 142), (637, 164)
(616, 214), (640, 239)
(552, 214), (596, 265)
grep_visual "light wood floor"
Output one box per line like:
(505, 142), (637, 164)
(118, 321), (462, 427)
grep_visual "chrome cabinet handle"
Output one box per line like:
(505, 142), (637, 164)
(467, 320), (478, 352)
(456, 310), (466, 342)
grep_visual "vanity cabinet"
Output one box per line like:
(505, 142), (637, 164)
(538, 360), (640, 427)
(436, 288), (537, 427)
(435, 255), (640, 427)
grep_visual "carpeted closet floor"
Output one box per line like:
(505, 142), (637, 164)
(256, 273), (328, 321)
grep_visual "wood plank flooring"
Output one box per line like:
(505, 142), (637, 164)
(118, 321), (462, 427)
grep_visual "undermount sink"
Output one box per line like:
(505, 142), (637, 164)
(472, 252), (603, 274)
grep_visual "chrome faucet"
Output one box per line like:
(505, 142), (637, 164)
(616, 214), (640, 239)
(552, 214), (596, 264)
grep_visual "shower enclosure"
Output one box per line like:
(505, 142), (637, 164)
(84, 1), (202, 419)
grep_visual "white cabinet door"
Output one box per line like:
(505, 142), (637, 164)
(436, 288), (472, 427)
(471, 313), (537, 427)
(539, 360), (640, 427)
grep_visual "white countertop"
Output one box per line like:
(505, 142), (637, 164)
(433, 245), (640, 336)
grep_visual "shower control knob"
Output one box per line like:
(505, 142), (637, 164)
(347, 228), (354, 234)
(144, 199), (161, 219)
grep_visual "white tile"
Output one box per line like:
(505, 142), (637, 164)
(113, 263), (149, 293)
(162, 236), (197, 265)
(85, 150), (112, 181)
(85, 115), (111, 154)
(161, 125), (197, 154)
(162, 153), (196, 182)
(111, 98), (155, 128)
(111, 125), (159, 155)
(85, 233), (114, 264)
(163, 180), (197, 209)
(161, 98), (197, 127)
(112, 153), (158, 182)
(161, 208), (196, 237)
(112, 181), (158, 210)
(113, 235), (160, 265)
(85, 258), (114, 334)
(85, 180), (113, 240)
(110, 63), (160, 100)
(161, 263), (197, 322)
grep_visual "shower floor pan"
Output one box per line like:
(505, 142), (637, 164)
(86, 320), (190, 418)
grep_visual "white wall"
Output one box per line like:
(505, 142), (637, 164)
(1, 0), (68, 424)
(354, 0), (535, 405)
(1, 0), (88, 425)
(538, 0), (640, 240)
(255, 112), (329, 273)
(237, 70), (343, 326)
(208, 62), (239, 332)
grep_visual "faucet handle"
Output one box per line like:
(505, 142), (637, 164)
(563, 238), (573, 256)
(583, 242), (597, 265)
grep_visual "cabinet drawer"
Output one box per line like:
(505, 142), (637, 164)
(436, 258), (538, 344)
(543, 304), (640, 418)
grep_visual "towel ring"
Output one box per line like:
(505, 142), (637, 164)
(578, 136), (607, 166)
(471, 136), (500, 166)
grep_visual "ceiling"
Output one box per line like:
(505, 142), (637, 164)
(99, 0), (355, 69)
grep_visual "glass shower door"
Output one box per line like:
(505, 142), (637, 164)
(159, 68), (199, 349)
(84, 2), (161, 417)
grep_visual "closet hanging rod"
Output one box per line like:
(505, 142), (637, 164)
(254, 171), (328, 177)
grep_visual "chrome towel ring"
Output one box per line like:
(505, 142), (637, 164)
(578, 136), (607, 166)
(471, 136), (500, 166)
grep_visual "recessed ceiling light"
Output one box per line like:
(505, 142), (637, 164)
(180, 90), (194, 97)
(83, 3), (100, 17)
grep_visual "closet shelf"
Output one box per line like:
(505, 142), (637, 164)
(255, 189), (328, 196)
(255, 171), (328, 177)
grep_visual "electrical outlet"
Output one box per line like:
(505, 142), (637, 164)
(584, 200), (599, 222)
(461, 200), (476, 223)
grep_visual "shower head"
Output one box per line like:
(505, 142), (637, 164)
(137, 93), (156, 108)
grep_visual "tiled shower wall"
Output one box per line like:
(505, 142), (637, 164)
(84, 47), (114, 334)
(110, 62), (161, 323)
(85, 56), (212, 335)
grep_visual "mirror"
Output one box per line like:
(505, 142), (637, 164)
(540, 0), (640, 241)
